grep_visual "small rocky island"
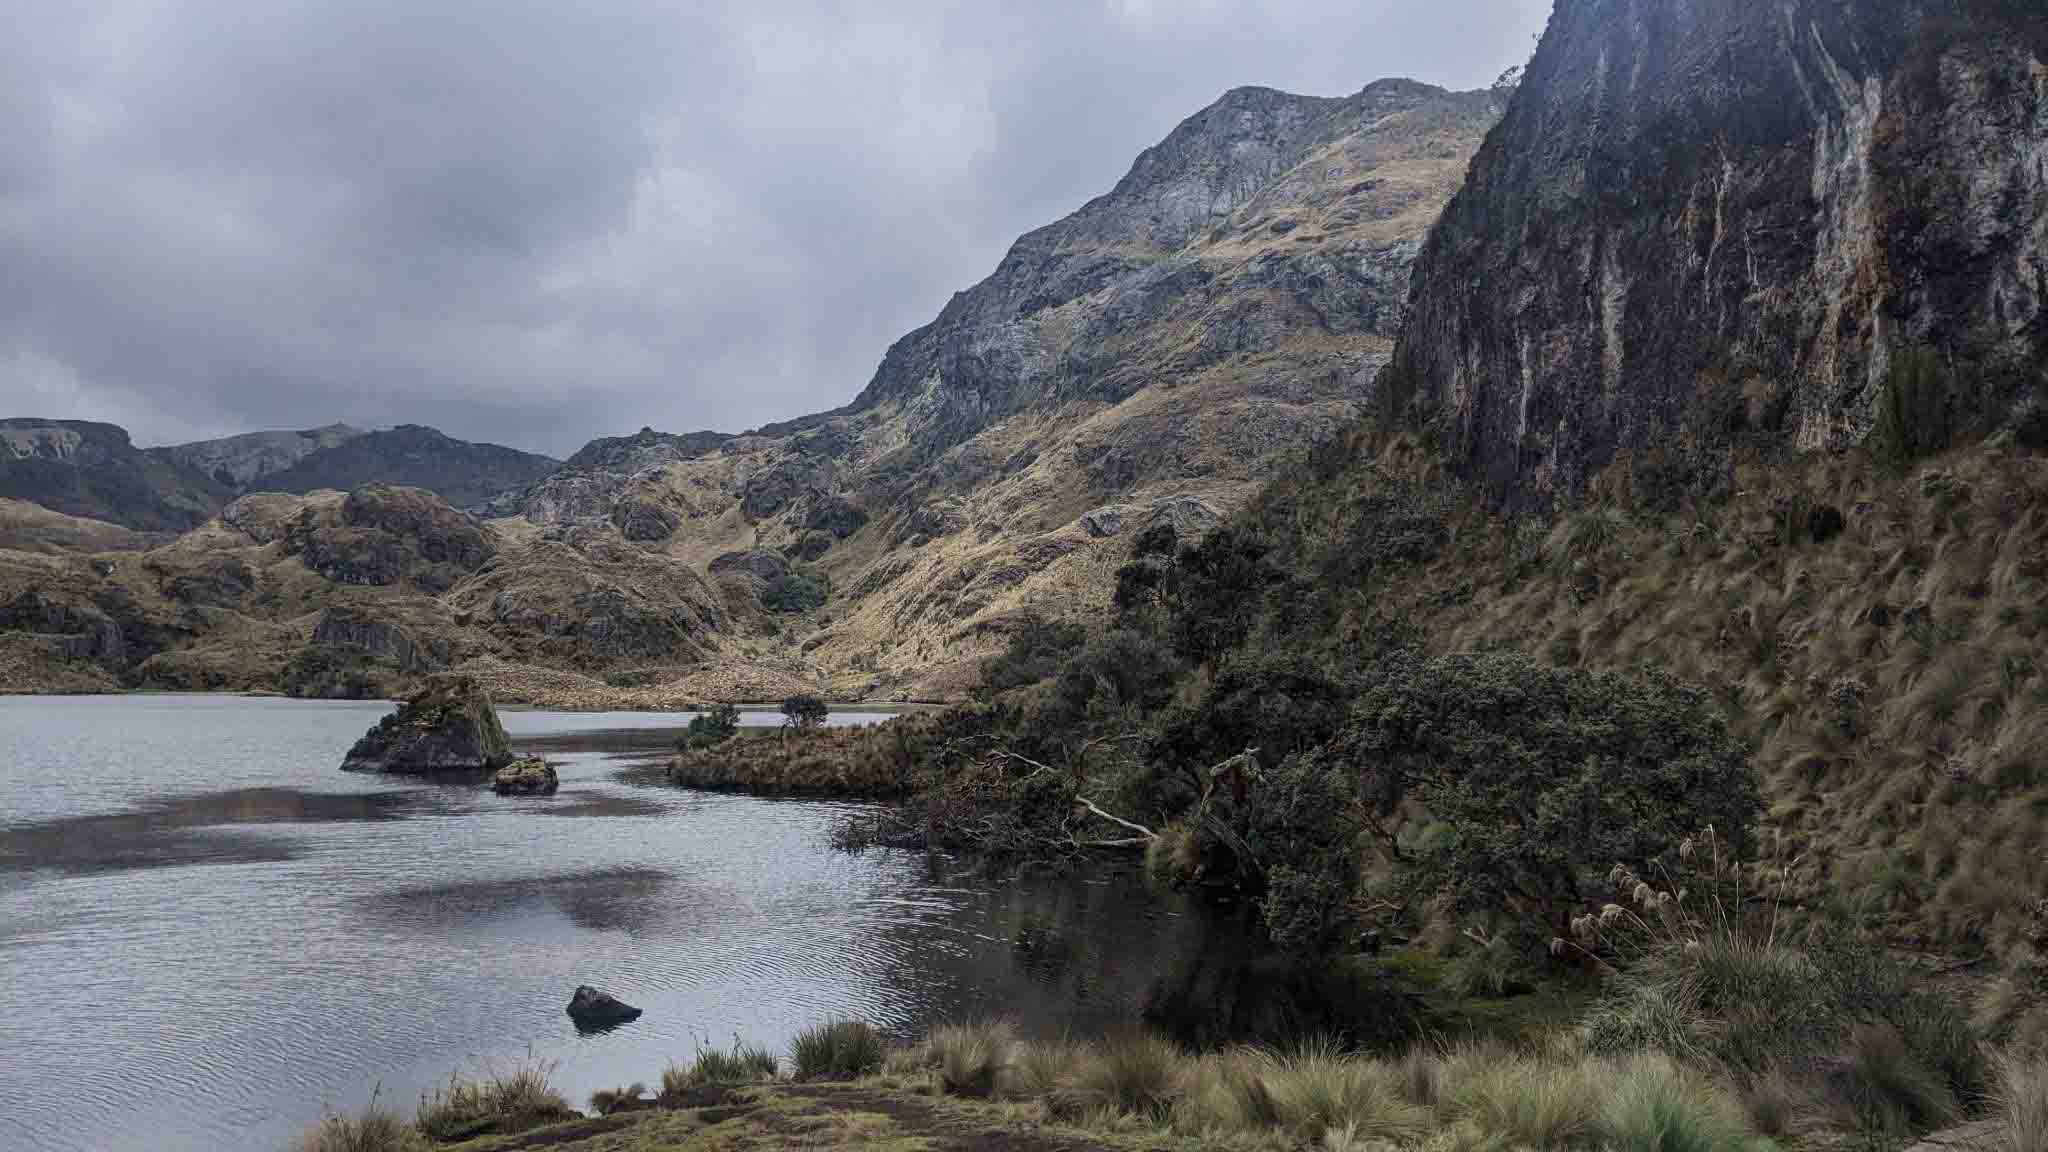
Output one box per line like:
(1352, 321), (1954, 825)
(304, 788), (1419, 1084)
(340, 673), (514, 774)
(492, 757), (558, 795)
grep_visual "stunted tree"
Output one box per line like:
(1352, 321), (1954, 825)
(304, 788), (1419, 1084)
(780, 693), (829, 732)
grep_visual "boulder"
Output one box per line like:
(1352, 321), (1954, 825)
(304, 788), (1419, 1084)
(566, 985), (641, 1029)
(1080, 505), (1130, 537)
(340, 673), (513, 774)
(492, 757), (558, 795)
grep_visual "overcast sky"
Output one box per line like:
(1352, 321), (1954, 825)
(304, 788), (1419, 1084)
(0, 1), (1549, 457)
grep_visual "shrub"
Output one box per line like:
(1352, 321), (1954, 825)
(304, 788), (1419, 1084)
(1597, 1053), (1753, 1152)
(1349, 652), (1760, 935)
(761, 572), (826, 614)
(414, 1055), (569, 1142)
(781, 694), (829, 732)
(790, 1019), (884, 1081)
(296, 1093), (425, 1152)
(682, 702), (741, 750)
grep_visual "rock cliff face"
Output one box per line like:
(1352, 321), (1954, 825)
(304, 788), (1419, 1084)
(1387, 0), (2048, 507)
(156, 423), (365, 488)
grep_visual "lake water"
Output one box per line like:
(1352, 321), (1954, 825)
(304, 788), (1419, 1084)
(0, 695), (1226, 1152)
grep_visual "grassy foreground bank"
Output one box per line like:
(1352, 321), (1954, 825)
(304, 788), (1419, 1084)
(303, 1010), (2048, 1152)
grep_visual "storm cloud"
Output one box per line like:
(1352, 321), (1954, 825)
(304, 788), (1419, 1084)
(0, 1), (1548, 456)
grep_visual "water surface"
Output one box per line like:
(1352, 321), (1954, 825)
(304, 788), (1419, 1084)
(0, 695), (1216, 1152)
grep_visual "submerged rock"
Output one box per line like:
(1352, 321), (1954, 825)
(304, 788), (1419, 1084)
(492, 757), (558, 795)
(340, 673), (513, 774)
(566, 985), (641, 1029)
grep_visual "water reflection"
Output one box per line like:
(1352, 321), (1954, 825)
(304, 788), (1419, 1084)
(0, 786), (422, 875)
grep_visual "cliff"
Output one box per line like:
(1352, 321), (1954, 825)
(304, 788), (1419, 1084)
(1387, 0), (2048, 507)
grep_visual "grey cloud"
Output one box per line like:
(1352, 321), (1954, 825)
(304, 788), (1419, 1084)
(0, 0), (1549, 456)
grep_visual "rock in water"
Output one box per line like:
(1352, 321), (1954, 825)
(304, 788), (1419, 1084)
(340, 673), (513, 774)
(492, 757), (558, 795)
(566, 985), (641, 1029)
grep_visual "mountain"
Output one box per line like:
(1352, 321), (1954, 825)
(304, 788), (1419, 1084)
(0, 78), (1503, 702)
(239, 425), (559, 508)
(1058, 0), (2048, 957)
(501, 79), (1507, 697)
(0, 419), (560, 533)
(0, 419), (233, 531)
(156, 423), (366, 488)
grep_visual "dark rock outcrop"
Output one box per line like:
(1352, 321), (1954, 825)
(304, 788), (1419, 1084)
(492, 757), (558, 795)
(1387, 0), (2048, 507)
(566, 985), (641, 1029)
(284, 486), (495, 592)
(0, 419), (231, 531)
(340, 674), (512, 773)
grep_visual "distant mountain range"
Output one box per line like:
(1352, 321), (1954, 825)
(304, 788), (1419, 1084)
(0, 77), (1507, 702)
(0, 419), (557, 530)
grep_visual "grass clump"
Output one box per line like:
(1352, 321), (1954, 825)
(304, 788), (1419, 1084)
(790, 1019), (885, 1081)
(297, 1092), (425, 1152)
(1996, 1056), (2048, 1152)
(1827, 1024), (1960, 1137)
(924, 1019), (1016, 1097)
(1438, 1046), (1600, 1150)
(1598, 1053), (1753, 1152)
(1258, 1037), (1429, 1145)
(1056, 1030), (1183, 1121)
(414, 1054), (569, 1142)
(587, 1082), (646, 1115)
(674, 1036), (780, 1087)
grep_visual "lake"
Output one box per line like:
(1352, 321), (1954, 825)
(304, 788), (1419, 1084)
(0, 695), (1225, 1152)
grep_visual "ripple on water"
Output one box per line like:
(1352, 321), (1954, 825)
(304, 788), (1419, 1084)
(0, 695), (1229, 1152)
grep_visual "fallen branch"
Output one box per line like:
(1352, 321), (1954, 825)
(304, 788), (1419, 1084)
(1074, 795), (1155, 840)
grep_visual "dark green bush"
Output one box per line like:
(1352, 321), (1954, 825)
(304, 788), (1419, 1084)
(681, 702), (741, 750)
(1345, 652), (1759, 934)
(781, 694), (828, 731)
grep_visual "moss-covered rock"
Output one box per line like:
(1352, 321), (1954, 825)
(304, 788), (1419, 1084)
(340, 673), (512, 774)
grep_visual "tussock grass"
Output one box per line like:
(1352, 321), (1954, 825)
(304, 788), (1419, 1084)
(790, 1019), (885, 1081)
(1598, 1053), (1752, 1152)
(1828, 1024), (1960, 1137)
(414, 1053), (569, 1142)
(1439, 1047), (1600, 1149)
(923, 1019), (1016, 1097)
(1997, 1056), (2048, 1152)
(1257, 1037), (1428, 1144)
(1054, 1030), (1183, 1121)
(670, 1037), (780, 1088)
(587, 1082), (646, 1115)
(297, 1093), (425, 1152)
